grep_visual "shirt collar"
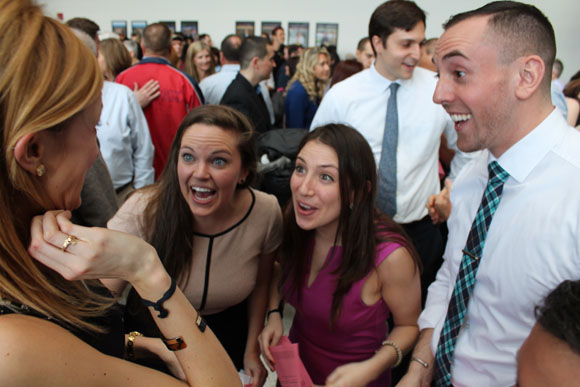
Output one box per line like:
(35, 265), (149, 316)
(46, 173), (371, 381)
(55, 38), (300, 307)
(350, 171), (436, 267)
(221, 64), (241, 72)
(369, 63), (403, 93)
(140, 56), (171, 65)
(491, 108), (568, 183)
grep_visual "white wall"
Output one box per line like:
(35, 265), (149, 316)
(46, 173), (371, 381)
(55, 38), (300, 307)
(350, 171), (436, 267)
(42, 0), (580, 82)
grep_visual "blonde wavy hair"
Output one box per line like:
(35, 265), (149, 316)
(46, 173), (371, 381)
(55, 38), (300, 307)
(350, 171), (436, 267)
(185, 41), (215, 82)
(286, 47), (330, 102)
(0, 0), (112, 332)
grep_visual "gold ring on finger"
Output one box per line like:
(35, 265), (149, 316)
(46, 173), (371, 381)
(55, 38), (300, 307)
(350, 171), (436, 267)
(62, 235), (78, 252)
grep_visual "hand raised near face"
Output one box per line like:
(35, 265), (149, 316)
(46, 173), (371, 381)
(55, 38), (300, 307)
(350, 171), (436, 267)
(28, 210), (159, 287)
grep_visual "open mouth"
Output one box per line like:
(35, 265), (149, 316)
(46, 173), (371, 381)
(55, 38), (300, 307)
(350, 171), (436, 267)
(191, 186), (216, 203)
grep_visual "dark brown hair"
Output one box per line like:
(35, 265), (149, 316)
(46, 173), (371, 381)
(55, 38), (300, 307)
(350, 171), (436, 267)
(140, 105), (257, 286)
(279, 124), (419, 327)
(369, 0), (426, 55)
(330, 59), (363, 88)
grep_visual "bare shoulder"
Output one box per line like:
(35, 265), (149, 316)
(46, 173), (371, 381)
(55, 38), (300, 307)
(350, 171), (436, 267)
(0, 314), (79, 384)
(376, 246), (418, 285)
(0, 314), (180, 386)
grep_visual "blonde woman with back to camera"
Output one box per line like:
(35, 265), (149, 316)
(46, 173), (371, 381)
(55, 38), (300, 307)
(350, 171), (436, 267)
(0, 0), (239, 385)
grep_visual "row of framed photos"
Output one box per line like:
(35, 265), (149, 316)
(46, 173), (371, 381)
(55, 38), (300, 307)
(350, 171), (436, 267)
(111, 20), (339, 46)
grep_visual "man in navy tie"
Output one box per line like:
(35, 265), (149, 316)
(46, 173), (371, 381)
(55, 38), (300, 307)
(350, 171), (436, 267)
(401, 2), (580, 386)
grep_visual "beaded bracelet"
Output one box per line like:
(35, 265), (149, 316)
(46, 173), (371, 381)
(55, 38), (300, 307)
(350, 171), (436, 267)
(381, 340), (403, 367)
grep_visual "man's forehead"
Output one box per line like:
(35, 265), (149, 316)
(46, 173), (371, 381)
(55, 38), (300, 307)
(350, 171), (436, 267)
(435, 16), (491, 61)
(389, 23), (425, 42)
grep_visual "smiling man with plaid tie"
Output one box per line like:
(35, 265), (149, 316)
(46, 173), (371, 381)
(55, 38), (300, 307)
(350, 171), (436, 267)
(399, 2), (580, 386)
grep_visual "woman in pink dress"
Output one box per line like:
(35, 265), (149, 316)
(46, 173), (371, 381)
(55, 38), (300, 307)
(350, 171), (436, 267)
(259, 124), (422, 386)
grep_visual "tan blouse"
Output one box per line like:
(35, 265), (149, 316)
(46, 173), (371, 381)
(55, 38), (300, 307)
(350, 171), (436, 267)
(108, 188), (283, 315)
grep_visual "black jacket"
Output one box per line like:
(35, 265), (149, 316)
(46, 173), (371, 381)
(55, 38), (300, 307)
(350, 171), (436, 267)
(220, 73), (272, 134)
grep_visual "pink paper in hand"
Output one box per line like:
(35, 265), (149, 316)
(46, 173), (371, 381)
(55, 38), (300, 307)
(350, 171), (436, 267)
(270, 336), (313, 387)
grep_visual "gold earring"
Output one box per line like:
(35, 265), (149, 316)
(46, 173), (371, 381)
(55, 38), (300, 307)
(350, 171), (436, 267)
(36, 164), (46, 177)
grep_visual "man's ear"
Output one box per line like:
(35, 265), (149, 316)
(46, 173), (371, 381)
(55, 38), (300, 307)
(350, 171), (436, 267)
(515, 55), (545, 100)
(371, 35), (383, 54)
(13, 132), (44, 175)
(250, 56), (260, 69)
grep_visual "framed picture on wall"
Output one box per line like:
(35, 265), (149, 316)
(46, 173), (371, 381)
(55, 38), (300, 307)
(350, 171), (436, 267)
(261, 21), (281, 39)
(315, 23), (338, 46)
(181, 21), (198, 40)
(111, 20), (127, 40)
(236, 21), (255, 38)
(288, 22), (309, 47)
(131, 20), (147, 37)
(160, 21), (176, 33)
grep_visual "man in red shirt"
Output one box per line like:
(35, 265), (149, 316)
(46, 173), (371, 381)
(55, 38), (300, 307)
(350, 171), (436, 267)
(117, 23), (203, 178)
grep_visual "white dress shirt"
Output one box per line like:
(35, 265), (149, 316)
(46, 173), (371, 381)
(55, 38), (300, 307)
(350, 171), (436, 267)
(200, 64), (240, 105)
(97, 81), (154, 190)
(419, 109), (580, 386)
(311, 65), (456, 223)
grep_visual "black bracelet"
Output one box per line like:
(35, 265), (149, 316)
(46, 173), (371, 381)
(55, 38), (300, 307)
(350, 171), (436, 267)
(267, 308), (282, 319)
(267, 300), (285, 321)
(141, 278), (176, 318)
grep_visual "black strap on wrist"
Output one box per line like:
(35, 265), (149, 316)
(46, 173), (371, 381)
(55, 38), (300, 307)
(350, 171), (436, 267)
(141, 278), (176, 318)
(267, 300), (285, 321)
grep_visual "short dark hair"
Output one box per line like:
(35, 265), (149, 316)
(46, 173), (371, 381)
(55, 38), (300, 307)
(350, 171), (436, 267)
(535, 280), (580, 356)
(240, 36), (269, 70)
(368, 0), (426, 55)
(288, 44), (303, 57)
(221, 34), (242, 62)
(272, 26), (284, 37)
(553, 58), (563, 78)
(143, 23), (171, 55)
(66, 17), (100, 40)
(357, 37), (370, 51)
(444, 1), (555, 88)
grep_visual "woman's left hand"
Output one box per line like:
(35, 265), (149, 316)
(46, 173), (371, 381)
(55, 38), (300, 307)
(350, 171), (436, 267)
(325, 360), (374, 387)
(244, 350), (267, 387)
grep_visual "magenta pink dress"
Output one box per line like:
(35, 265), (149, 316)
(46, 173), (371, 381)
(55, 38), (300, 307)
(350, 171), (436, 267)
(284, 240), (401, 387)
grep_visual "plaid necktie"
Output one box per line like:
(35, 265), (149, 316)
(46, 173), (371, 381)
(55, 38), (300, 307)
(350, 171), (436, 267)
(433, 161), (510, 386)
(377, 82), (400, 217)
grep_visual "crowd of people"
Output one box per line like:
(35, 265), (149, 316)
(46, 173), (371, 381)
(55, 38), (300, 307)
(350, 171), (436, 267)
(1, 0), (580, 386)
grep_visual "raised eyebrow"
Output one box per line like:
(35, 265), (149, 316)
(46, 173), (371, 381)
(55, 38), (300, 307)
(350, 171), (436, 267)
(319, 164), (339, 171)
(442, 49), (468, 61)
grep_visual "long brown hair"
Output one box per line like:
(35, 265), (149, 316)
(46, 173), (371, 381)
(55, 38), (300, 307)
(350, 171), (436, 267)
(279, 124), (419, 327)
(0, 0), (112, 332)
(140, 105), (257, 286)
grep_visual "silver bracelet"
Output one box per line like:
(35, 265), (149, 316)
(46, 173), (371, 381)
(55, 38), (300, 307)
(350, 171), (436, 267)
(412, 356), (429, 368)
(381, 340), (403, 367)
